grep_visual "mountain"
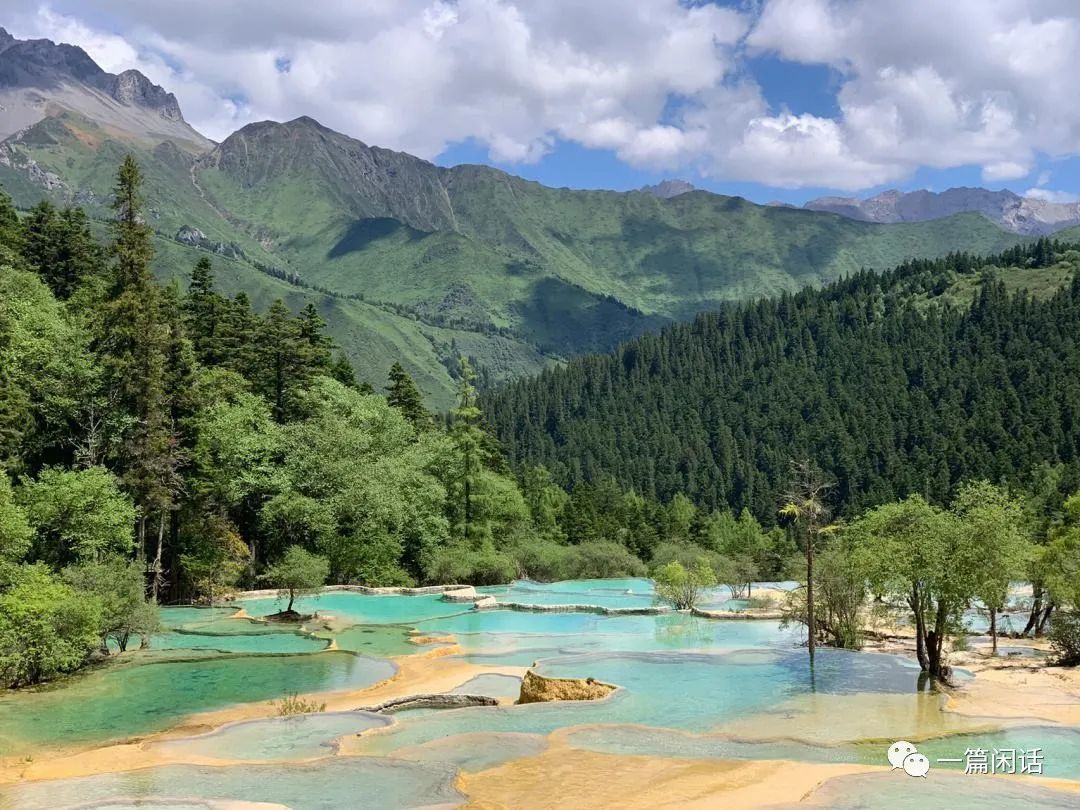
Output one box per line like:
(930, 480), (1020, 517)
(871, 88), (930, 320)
(0, 26), (209, 150)
(0, 27), (1035, 405)
(805, 187), (1080, 235)
(483, 241), (1080, 521)
(640, 179), (695, 199)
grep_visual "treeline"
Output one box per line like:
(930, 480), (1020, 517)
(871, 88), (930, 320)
(483, 239), (1080, 523)
(0, 157), (796, 686)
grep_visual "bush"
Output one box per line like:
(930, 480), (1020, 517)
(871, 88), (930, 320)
(1049, 610), (1080, 666)
(423, 543), (515, 585)
(650, 542), (724, 572)
(566, 541), (647, 579)
(653, 560), (717, 610)
(276, 693), (326, 716)
(0, 564), (102, 686)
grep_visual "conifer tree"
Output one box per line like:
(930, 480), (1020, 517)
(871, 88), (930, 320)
(257, 300), (307, 422)
(97, 155), (171, 565)
(450, 359), (485, 542)
(183, 257), (224, 366)
(386, 362), (430, 429)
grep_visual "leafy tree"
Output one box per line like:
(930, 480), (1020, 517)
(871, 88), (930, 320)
(19, 466), (136, 566)
(0, 472), (31, 569)
(852, 495), (973, 680)
(521, 465), (570, 541)
(1043, 492), (1080, 608)
(0, 264), (94, 473)
(784, 538), (866, 650)
(653, 559), (716, 610)
(952, 481), (1030, 654)
(0, 564), (102, 687)
(180, 514), (250, 605)
(386, 362), (430, 429)
(63, 557), (160, 653)
(259, 491), (337, 562)
(261, 545), (329, 614)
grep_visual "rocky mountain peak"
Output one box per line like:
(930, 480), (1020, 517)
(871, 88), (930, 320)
(641, 179), (696, 199)
(0, 27), (16, 54)
(105, 69), (183, 120)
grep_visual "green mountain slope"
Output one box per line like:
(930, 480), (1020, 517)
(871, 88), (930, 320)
(483, 242), (1080, 521)
(0, 112), (1027, 404)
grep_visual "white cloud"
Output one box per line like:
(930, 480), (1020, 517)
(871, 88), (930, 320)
(5, 0), (1080, 192)
(1024, 188), (1080, 204)
(745, 0), (1080, 188)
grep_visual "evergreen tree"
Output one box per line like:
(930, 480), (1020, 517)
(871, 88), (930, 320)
(97, 155), (171, 565)
(386, 362), (430, 429)
(183, 257), (225, 366)
(256, 300), (308, 422)
(450, 359), (485, 543)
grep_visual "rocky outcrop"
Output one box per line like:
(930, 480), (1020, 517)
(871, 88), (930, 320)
(175, 226), (246, 259)
(441, 586), (478, 603)
(104, 69), (182, 120)
(355, 693), (497, 714)
(641, 179), (696, 199)
(517, 670), (616, 705)
(473, 595), (498, 609)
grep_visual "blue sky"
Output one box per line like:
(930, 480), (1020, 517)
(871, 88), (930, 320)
(10, 0), (1080, 205)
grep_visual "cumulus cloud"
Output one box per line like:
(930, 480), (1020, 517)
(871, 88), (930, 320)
(745, 0), (1080, 188)
(6, 0), (1080, 191)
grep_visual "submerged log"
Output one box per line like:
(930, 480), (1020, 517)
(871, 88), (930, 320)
(355, 693), (498, 714)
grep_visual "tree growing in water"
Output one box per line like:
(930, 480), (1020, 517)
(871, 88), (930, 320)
(260, 545), (329, 615)
(779, 460), (834, 666)
(653, 559), (716, 610)
(852, 495), (972, 682)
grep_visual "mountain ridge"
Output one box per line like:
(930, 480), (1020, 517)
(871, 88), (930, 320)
(0, 27), (207, 149)
(805, 186), (1080, 235)
(0, 25), (1043, 404)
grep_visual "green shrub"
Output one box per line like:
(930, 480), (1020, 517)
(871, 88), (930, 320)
(0, 564), (102, 686)
(1049, 610), (1080, 666)
(653, 559), (717, 610)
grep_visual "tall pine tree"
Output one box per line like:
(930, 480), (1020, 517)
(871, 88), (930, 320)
(386, 362), (430, 429)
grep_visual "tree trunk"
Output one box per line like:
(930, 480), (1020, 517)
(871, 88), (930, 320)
(151, 513), (166, 601)
(806, 534), (815, 665)
(1023, 585), (1044, 637)
(287, 589), (295, 613)
(990, 607), (998, 655)
(1037, 602), (1054, 636)
(911, 587), (929, 671)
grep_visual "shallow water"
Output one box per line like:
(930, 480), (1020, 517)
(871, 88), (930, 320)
(0, 653), (395, 754)
(791, 770), (1079, 809)
(238, 591), (466, 625)
(158, 712), (391, 761)
(354, 647), (926, 757)
(450, 673), (523, 699)
(0, 758), (463, 810)
(8, 579), (1080, 809)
